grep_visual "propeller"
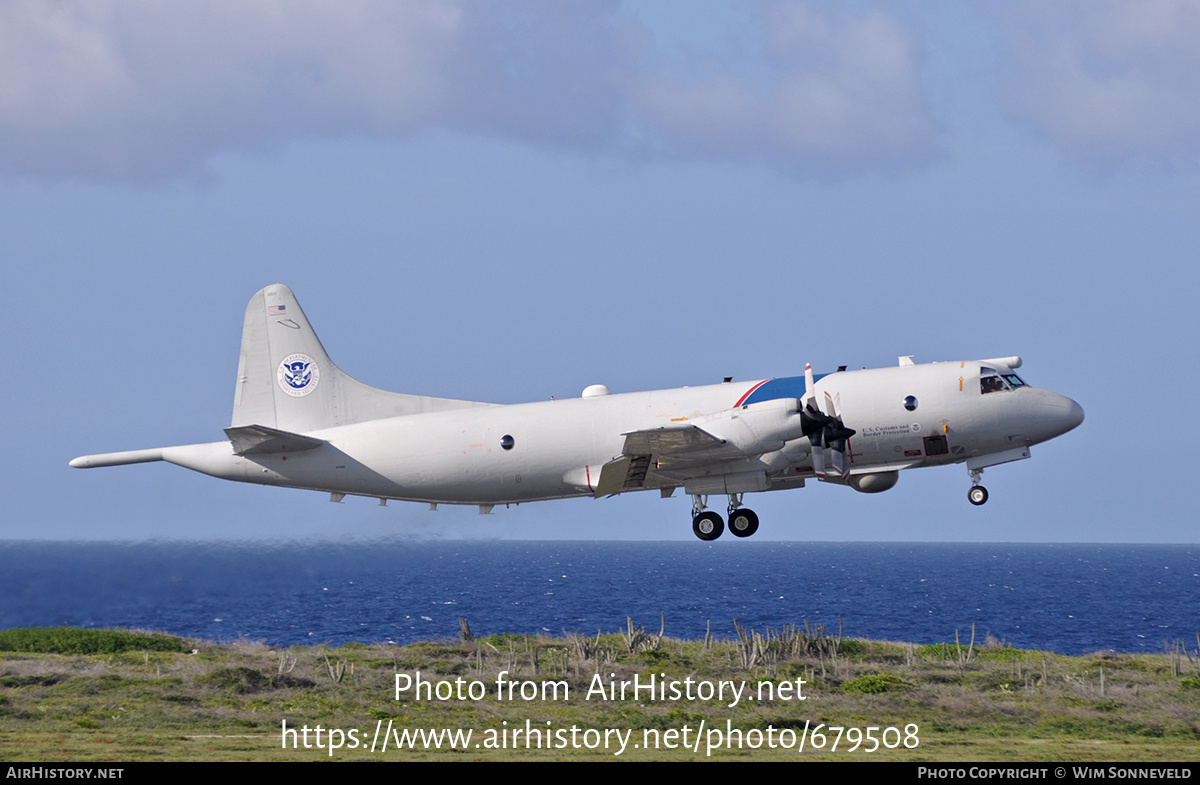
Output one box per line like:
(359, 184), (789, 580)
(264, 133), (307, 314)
(802, 363), (856, 480)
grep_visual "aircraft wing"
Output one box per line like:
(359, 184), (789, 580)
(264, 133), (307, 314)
(620, 424), (726, 457)
(592, 425), (748, 496)
(224, 425), (326, 456)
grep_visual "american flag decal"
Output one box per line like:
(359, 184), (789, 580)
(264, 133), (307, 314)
(268, 305), (286, 316)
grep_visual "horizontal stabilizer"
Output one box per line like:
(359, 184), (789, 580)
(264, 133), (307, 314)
(224, 425), (325, 456)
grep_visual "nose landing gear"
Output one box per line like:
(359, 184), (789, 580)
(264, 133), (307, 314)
(967, 468), (988, 506)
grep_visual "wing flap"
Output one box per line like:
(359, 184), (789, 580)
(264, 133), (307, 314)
(592, 455), (655, 497)
(592, 456), (632, 497)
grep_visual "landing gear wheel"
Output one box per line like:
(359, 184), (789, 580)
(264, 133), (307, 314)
(692, 511), (724, 541)
(968, 485), (989, 506)
(728, 508), (759, 538)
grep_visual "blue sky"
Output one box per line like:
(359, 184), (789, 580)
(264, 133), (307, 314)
(2, 1), (1196, 542)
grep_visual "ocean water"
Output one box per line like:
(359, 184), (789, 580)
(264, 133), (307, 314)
(1, 541), (1196, 655)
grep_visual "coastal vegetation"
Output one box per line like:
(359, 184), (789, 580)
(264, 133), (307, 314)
(1, 623), (1197, 761)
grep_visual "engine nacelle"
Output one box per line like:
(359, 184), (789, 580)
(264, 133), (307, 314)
(848, 472), (899, 494)
(691, 398), (805, 456)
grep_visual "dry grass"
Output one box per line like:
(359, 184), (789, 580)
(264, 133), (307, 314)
(1, 626), (1198, 761)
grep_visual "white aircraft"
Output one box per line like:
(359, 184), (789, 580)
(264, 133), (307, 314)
(72, 284), (1084, 540)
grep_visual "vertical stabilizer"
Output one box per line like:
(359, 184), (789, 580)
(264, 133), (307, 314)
(231, 284), (491, 433)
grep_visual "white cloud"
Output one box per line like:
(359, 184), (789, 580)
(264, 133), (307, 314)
(999, 0), (1200, 163)
(632, 3), (936, 173)
(0, 0), (938, 181)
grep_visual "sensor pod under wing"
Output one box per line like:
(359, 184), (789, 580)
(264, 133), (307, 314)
(72, 284), (1084, 540)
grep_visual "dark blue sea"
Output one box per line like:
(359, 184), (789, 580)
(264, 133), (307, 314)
(1, 542), (1196, 656)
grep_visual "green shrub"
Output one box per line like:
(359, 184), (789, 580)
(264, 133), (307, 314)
(840, 672), (909, 694)
(0, 627), (188, 655)
(0, 674), (69, 688)
(917, 643), (951, 659)
(837, 639), (867, 656)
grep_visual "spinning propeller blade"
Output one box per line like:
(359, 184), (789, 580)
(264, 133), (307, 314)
(801, 364), (856, 480)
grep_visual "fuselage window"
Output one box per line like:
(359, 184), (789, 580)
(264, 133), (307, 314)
(904, 395), (918, 411)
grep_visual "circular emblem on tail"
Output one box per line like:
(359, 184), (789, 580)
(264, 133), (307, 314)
(277, 353), (320, 397)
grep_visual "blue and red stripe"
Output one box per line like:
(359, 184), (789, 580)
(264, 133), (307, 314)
(733, 374), (829, 408)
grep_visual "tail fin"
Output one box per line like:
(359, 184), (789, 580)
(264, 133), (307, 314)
(231, 284), (491, 433)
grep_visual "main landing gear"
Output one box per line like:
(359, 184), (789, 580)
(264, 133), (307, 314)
(691, 494), (759, 540)
(692, 510), (723, 541)
(728, 506), (759, 538)
(967, 468), (989, 506)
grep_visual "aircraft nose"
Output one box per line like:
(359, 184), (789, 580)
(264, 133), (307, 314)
(1064, 397), (1085, 431)
(1037, 392), (1084, 440)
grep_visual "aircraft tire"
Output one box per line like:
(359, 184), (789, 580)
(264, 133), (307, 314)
(968, 485), (989, 506)
(692, 511), (724, 541)
(728, 508), (759, 538)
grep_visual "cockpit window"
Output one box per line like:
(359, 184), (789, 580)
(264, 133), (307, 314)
(980, 370), (1028, 394)
(981, 374), (1008, 394)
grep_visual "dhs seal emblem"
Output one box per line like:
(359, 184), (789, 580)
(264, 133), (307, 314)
(277, 353), (320, 397)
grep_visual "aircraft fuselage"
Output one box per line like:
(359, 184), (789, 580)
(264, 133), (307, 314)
(130, 360), (1079, 505)
(71, 284), (1084, 539)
